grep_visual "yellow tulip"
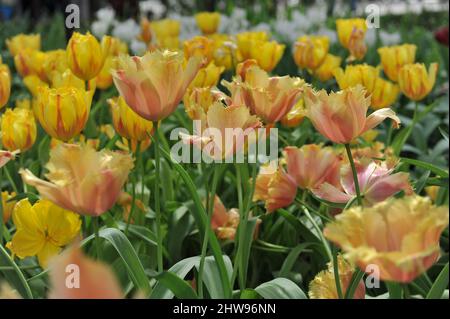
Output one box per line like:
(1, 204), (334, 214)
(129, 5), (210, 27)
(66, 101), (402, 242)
(377, 44), (417, 82)
(152, 19), (181, 39)
(23, 75), (49, 97)
(236, 31), (269, 60)
(280, 98), (305, 128)
(1, 108), (37, 152)
(211, 34), (240, 70)
(336, 18), (367, 60)
(190, 62), (225, 89)
(183, 36), (215, 64)
(66, 32), (106, 80)
(248, 40), (285, 72)
(1, 191), (17, 223)
(157, 36), (180, 50)
(312, 54), (342, 82)
(50, 69), (89, 90)
(101, 36), (128, 56)
(183, 87), (222, 121)
(371, 77), (399, 109)
(95, 56), (115, 90)
(6, 199), (81, 268)
(0, 63), (11, 108)
(398, 63), (438, 101)
(324, 196), (449, 283)
(14, 49), (47, 80)
(293, 35), (329, 70)
(42, 49), (68, 81)
(195, 12), (221, 35)
(108, 96), (154, 142)
(333, 64), (379, 93)
(6, 34), (41, 56)
(15, 98), (32, 109)
(34, 85), (94, 141)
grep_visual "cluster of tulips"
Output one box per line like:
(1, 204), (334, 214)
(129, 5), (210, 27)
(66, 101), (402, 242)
(0, 12), (448, 299)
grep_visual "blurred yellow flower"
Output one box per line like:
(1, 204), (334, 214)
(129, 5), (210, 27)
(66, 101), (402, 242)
(34, 85), (94, 141)
(333, 64), (379, 93)
(336, 18), (367, 61)
(183, 87), (223, 121)
(190, 62), (225, 89)
(311, 54), (342, 82)
(324, 195), (449, 283)
(195, 12), (221, 35)
(1, 108), (37, 152)
(280, 98), (305, 127)
(95, 56), (115, 90)
(236, 31), (269, 60)
(101, 36), (128, 56)
(138, 17), (152, 44)
(66, 32), (107, 80)
(309, 255), (365, 299)
(0, 63), (11, 108)
(152, 19), (181, 39)
(50, 69), (88, 90)
(211, 34), (240, 70)
(15, 98), (31, 109)
(425, 186), (439, 202)
(42, 49), (68, 81)
(248, 40), (285, 72)
(1, 191), (17, 223)
(23, 74), (48, 97)
(293, 35), (329, 70)
(14, 49), (47, 80)
(371, 77), (399, 109)
(183, 36), (215, 64)
(6, 199), (81, 268)
(398, 63), (438, 101)
(6, 34), (41, 56)
(378, 44), (417, 82)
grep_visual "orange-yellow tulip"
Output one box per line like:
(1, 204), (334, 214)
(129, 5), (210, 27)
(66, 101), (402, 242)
(112, 50), (203, 122)
(43, 49), (68, 81)
(0, 63), (11, 108)
(14, 49), (47, 80)
(138, 17), (152, 44)
(211, 196), (240, 240)
(284, 144), (342, 191)
(324, 196), (449, 283)
(312, 54), (342, 82)
(371, 77), (400, 109)
(236, 31), (269, 60)
(195, 12), (221, 35)
(336, 18), (367, 61)
(248, 40), (285, 72)
(190, 62), (225, 89)
(303, 85), (400, 144)
(1, 191), (17, 223)
(34, 86), (94, 141)
(1, 108), (37, 152)
(20, 143), (134, 217)
(333, 64), (379, 93)
(151, 19), (180, 39)
(293, 36), (329, 70)
(398, 63), (438, 101)
(23, 75), (48, 97)
(183, 36), (215, 64)
(377, 44), (417, 82)
(280, 98), (305, 127)
(6, 34), (41, 56)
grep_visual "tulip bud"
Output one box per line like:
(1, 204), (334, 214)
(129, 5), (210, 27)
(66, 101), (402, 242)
(6, 34), (41, 57)
(377, 44), (416, 82)
(311, 54), (342, 82)
(398, 63), (438, 101)
(183, 36), (214, 64)
(0, 63), (11, 109)
(248, 40), (285, 72)
(1, 108), (37, 152)
(195, 12), (221, 35)
(293, 35), (329, 70)
(336, 18), (367, 61)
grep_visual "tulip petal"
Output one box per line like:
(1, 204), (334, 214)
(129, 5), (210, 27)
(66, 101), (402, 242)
(313, 183), (353, 204)
(363, 108), (400, 132)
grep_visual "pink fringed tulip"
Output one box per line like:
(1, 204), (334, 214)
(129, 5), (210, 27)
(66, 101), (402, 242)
(20, 143), (134, 216)
(303, 85), (400, 144)
(313, 161), (413, 206)
(112, 50), (203, 121)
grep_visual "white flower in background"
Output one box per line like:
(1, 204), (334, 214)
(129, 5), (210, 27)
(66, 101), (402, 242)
(306, 5), (327, 24)
(380, 31), (401, 45)
(139, 0), (166, 19)
(252, 22), (271, 34)
(92, 20), (111, 38)
(366, 28), (377, 47)
(112, 19), (141, 43)
(314, 27), (337, 44)
(130, 39), (147, 55)
(167, 13), (199, 40)
(96, 6), (116, 25)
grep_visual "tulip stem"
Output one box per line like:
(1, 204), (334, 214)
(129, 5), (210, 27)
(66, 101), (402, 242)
(332, 245), (344, 299)
(197, 163), (220, 298)
(344, 144), (362, 206)
(153, 122), (163, 273)
(92, 216), (101, 259)
(125, 142), (141, 235)
(3, 165), (18, 194)
(19, 155), (27, 193)
(0, 168), (3, 245)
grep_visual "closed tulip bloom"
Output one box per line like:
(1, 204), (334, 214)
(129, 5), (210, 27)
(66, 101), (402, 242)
(333, 64), (379, 93)
(95, 56), (115, 89)
(183, 36), (215, 64)
(249, 40), (285, 72)
(211, 196), (240, 240)
(0, 150), (19, 168)
(1, 191), (17, 223)
(156, 36), (180, 50)
(14, 49), (47, 80)
(43, 49), (68, 81)
(6, 34), (41, 56)
(101, 35), (128, 56)
(112, 50), (203, 122)
(336, 18), (367, 61)
(377, 44), (417, 82)
(1, 108), (37, 152)
(371, 78), (399, 109)
(312, 54), (342, 82)
(236, 31), (270, 60)
(253, 164), (297, 213)
(190, 62), (225, 89)
(309, 255), (365, 299)
(152, 19), (181, 39)
(6, 199), (81, 268)
(23, 75), (48, 97)
(34, 86), (94, 141)
(293, 35), (329, 70)
(195, 12), (221, 35)
(280, 98), (305, 127)
(20, 143), (134, 216)
(49, 245), (123, 299)
(313, 161), (413, 206)
(66, 32), (107, 80)
(0, 63), (11, 108)
(304, 85), (400, 144)
(180, 102), (262, 160)
(50, 69), (87, 90)
(223, 64), (305, 124)
(324, 196), (449, 283)
(108, 96), (154, 142)
(211, 34), (240, 70)
(285, 144), (342, 191)
(398, 63), (438, 101)
(183, 87), (224, 121)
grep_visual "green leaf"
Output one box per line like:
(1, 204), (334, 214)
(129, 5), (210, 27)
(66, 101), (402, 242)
(386, 282), (403, 299)
(400, 157), (449, 178)
(255, 278), (307, 299)
(427, 263), (449, 299)
(0, 245), (33, 299)
(279, 243), (313, 278)
(97, 228), (151, 296)
(240, 288), (260, 299)
(147, 270), (198, 299)
(238, 217), (259, 288)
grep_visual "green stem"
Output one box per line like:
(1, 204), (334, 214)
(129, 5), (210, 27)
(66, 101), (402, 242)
(344, 268), (364, 299)
(92, 217), (101, 259)
(332, 246), (344, 299)
(0, 168), (3, 245)
(125, 142), (141, 235)
(231, 163), (244, 288)
(153, 122), (163, 272)
(344, 144), (362, 206)
(197, 164), (220, 298)
(19, 155), (27, 193)
(3, 165), (18, 194)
